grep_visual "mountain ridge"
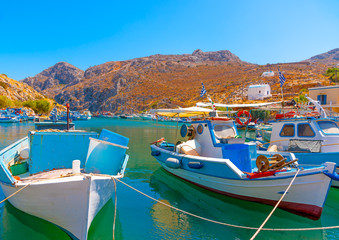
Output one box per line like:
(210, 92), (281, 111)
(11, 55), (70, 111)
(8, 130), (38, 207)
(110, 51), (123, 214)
(17, 48), (339, 112)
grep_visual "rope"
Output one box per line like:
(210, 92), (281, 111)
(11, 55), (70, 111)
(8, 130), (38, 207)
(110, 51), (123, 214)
(114, 178), (339, 232)
(250, 168), (300, 240)
(112, 177), (117, 240)
(0, 183), (31, 204)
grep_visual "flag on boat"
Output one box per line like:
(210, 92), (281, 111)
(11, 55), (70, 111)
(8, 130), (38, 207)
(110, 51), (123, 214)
(278, 69), (286, 87)
(200, 83), (207, 97)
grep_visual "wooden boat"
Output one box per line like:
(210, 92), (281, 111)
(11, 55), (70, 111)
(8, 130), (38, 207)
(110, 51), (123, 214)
(150, 108), (336, 220)
(0, 129), (129, 240)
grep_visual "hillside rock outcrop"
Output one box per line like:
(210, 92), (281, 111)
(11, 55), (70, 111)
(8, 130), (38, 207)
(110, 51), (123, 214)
(22, 62), (84, 94)
(0, 74), (45, 101)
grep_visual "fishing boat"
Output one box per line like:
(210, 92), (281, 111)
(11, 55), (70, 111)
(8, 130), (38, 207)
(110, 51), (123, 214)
(0, 116), (19, 123)
(0, 128), (129, 240)
(150, 108), (336, 220)
(259, 96), (339, 187)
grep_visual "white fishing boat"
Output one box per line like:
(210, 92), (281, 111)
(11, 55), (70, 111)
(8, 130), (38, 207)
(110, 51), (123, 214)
(0, 129), (129, 240)
(150, 108), (336, 219)
(260, 96), (339, 187)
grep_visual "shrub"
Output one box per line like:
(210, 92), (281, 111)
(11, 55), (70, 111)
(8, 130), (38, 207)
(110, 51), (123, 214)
(0, 96), (13, 108)
(0, 82), (9, 89)
(294, 94), (308, 104)
(23, 99), (50, 114)
(250, 109), (271, 121)
(325, 68), (339, 82)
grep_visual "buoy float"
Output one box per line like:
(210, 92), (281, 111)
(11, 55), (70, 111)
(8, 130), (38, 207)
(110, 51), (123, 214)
(236, 110), (252, 126)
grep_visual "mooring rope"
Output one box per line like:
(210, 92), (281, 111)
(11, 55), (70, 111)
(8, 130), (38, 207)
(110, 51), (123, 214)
(114, 178), (339, 232)
(250, 168), (300, 240)
(112, 177), (117, 240)
(0, 183), (31, 204)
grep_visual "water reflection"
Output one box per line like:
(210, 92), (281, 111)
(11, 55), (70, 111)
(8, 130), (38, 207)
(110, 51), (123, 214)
(149, 168), (325, 240)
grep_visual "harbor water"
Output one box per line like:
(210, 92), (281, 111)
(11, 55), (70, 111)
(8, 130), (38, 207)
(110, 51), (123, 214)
(0, 118), (339, 239)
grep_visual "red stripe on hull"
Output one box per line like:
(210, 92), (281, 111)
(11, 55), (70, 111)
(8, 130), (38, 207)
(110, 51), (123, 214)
(164, 169), (323, 220)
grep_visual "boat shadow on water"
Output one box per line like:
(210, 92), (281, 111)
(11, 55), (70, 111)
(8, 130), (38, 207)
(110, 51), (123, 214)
(0, 197), (121, 240)
(149, 168), (329, 240)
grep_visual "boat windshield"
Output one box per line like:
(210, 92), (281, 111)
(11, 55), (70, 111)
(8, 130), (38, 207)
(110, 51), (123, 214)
(213, 125), (236, 139)
(317, 121), (339, 134)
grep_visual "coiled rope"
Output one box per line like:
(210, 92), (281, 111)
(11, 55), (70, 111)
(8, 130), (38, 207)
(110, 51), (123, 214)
(114, 178), (339, 232)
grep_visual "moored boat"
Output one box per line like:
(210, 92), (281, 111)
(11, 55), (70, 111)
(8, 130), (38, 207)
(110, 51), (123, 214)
(260, 96), (339, 187)
(0, 129), (129, 239)
(150, 108), (336, 220)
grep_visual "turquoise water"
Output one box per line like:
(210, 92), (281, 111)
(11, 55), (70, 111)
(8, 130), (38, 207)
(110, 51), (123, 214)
(0, 119), (339, 239)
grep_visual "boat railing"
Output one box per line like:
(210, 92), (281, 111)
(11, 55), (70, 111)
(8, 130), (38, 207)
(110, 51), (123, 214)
(0, 137), (28, 184)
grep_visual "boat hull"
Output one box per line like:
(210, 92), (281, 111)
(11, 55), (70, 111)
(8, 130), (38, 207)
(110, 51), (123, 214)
(152, 146), (333, 220)
(0, 175), (115, 240)
(294, 151), (339, 187)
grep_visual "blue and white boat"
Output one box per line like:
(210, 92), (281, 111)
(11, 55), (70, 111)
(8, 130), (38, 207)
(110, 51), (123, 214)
(150, 108), (336, 220)
(0, 109), (20, 123)
(0, 116), (19, 123)
(260, 97), (339, 187)
(0, 129), (129, 240)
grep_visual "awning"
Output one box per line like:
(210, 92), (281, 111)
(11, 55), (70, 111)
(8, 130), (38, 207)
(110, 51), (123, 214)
(196, 102), (281, 108)
(150, 107), (230, 118)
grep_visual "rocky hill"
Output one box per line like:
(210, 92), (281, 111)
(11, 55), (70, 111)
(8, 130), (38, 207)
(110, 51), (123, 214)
(305, 48), (339, 65)
(0, 74), (45, 101)
(20, 49), (336, 113)
(22, 62), (84, 97)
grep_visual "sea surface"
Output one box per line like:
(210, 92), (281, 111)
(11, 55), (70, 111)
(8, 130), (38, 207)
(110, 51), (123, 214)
(0, 118), (339, 240)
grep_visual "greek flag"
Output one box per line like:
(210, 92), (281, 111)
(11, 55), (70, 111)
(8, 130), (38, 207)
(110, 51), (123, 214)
(200, 83), (207, 97)
(279, 69), (286, 87)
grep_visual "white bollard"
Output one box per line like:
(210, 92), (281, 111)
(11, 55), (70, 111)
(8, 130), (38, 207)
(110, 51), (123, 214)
(72, 160), (81, 174)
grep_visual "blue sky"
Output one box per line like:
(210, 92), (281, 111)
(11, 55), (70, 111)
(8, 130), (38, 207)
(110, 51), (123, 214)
(0, 0), (338, 80)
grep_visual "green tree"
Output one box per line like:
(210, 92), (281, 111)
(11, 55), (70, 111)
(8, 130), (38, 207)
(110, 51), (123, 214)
(0, 96), (13, 108)
(22, 99), (51, 114)
(325, 67), (339, 82)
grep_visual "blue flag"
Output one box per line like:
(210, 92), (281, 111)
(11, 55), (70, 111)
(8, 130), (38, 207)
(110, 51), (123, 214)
(279, 69), (286, 87)
(200, 83), (207, 97)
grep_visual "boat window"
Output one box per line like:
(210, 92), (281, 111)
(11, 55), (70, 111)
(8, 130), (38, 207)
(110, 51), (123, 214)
(280, 124), (294, 137)
(297, 123), (315, 137)
(197, 124), (204, 135)
(317, 121), (339, 134)
(213, 125), (235, 139)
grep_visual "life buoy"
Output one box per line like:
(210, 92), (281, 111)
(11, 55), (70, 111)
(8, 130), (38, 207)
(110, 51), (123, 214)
(15, 110), (20, 115)
(236, 110), (252, 126)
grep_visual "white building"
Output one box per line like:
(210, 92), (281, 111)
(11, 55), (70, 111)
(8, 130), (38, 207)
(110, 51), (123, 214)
(261, 71), (274, 77)
(247, 84), (272, 100)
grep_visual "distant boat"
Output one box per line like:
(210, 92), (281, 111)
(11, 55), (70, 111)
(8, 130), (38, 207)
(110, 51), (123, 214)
(0, 129), (129, 239)
(0, 116), (19, 123)
(140, 113), (153, 120)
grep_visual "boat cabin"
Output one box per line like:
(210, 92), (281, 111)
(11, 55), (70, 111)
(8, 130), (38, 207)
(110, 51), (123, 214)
(175, 118), (264, 173)
(268, 118), (339, 153)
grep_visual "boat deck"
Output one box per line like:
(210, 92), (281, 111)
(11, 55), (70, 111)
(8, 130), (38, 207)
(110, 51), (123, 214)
(18, 168), (83, 183)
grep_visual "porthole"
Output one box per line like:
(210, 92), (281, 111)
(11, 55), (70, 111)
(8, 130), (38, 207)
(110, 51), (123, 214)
(197, 124), (204, 134)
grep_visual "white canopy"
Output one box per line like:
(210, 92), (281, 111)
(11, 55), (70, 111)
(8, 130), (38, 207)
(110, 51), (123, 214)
(196, 102), (281, 108)
(150, 107), (231, 118)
